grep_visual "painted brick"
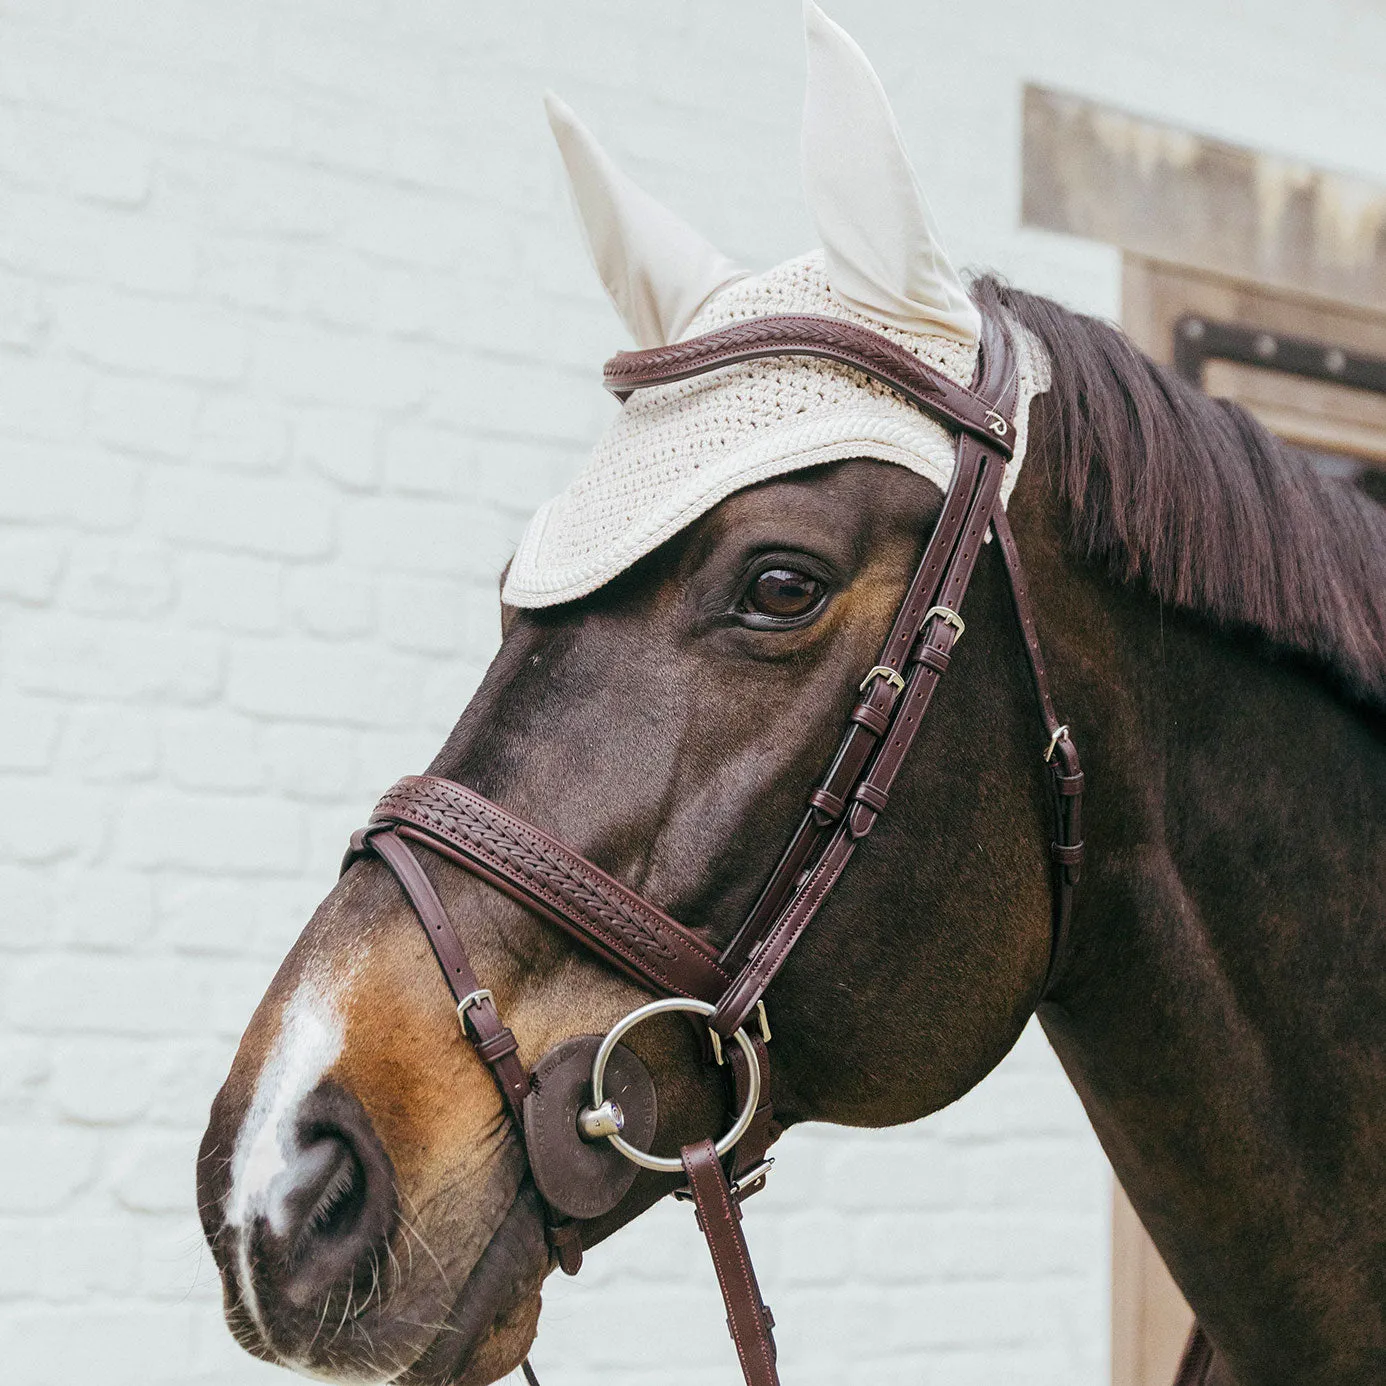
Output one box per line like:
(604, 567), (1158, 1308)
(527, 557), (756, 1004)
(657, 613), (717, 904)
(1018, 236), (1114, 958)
(97, 218), (199, 295)
(37, 1215), (143, 1300)
(253, 321), (428, 409)
(0, 781), (110, 864)
(283, 563), (378, 639)
(378, 574), (468, 654)
(111, 1128), (201, 1214)
(55, 867), (157, 950)
(339, 495), (492, 577)
(0, 865), (54, 951)
(0, 266), (49, 347)
(0, 443), (141, 531)
(115, 790), (304, 874)
(0, 1127), (99, 1212)
(11, 612), (224, 704)
(147, 471), (336, 559)
(0, 527), (67, 603)
(262, 721), (359, 802)
(0, 353), (90, 441)
(59, 538), (175, 617)
(292, 405), (381, 490)
(193, 395), (290, 473)
(90, 374), (201, 459)
(55, 285), (249, 382)
(0, 1036), (50, 1117)
(228, 637), (424, 727)
(0, 1303), (198, 1385)
(59, 706), (162, 784)
(5, 954), (214, 1036)
(0, 1218), (46, 1298)
(177, 551), (283, 634)
(163, 712), (269, 793)
(383, 422), (473, 496)
(201, 236), (285, 312)
(0, 694), (62, 771)
(51, 1038), (163, 1124)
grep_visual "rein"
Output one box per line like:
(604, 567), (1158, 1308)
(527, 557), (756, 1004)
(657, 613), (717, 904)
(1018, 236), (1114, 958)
(341, 311), (1085, 1386)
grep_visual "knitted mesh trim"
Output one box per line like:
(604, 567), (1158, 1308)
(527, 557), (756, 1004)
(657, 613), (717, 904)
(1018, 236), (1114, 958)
(504, 251), (1048, 608)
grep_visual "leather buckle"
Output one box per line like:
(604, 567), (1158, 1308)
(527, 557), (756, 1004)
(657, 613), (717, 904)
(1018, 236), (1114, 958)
(1043, 725), (1070, 763)
(456, 988), (494, 1033)
(923, 605), (965, 639)
(673, 1157), (775, 1204)
(858, 665), (904, 694)
(707, 1000), (771, 1065)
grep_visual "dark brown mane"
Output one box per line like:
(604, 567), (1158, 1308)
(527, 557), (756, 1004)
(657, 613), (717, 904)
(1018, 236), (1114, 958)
(973, 277), (1386, 710)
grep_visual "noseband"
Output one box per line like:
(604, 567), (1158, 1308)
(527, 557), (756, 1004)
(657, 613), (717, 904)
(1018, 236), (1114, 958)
(341, 311), (1084, 1386)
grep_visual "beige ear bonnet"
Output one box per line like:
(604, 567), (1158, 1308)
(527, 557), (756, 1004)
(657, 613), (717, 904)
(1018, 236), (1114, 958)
(502, 5), (1049, 610)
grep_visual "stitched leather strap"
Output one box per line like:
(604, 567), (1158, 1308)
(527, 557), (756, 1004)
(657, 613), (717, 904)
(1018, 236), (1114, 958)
(709, 317), (1020, 1036)
(369, 776), (732, 1004)
(990, 507), (1085, 998)
(348, 826), (533, 1123)
(605, 314), (1017, 457)
(341, 825), (584, 1277)
(681, 1139), (780, 1386)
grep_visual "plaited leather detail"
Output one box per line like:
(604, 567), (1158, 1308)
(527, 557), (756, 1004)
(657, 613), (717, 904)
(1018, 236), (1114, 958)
(371, 776), (731, 1002)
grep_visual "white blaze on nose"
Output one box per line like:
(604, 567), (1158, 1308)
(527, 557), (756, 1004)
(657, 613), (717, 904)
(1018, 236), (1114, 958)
(227, 972), (346, 1235)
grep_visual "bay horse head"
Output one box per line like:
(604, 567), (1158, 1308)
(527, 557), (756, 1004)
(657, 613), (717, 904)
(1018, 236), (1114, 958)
(198, 7), (1386, 1386)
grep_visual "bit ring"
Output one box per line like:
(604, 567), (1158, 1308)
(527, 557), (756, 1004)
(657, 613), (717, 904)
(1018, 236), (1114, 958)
(589, 997), (761, 1174)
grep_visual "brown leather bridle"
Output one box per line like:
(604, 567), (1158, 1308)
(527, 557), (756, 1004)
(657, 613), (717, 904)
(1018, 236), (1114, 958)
(341, 310), (1085, 1386)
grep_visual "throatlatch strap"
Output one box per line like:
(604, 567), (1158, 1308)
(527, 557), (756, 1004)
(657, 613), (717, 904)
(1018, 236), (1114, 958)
(681, 1139), (780, 1386)
(989, 507), (1084, 999)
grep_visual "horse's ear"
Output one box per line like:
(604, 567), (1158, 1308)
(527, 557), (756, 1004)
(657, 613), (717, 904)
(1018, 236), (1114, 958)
(801, 3), (981, 346)
(545, 94), (748, 348)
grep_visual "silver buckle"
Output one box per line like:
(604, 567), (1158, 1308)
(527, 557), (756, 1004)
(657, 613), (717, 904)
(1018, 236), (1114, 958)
(708, 1000), (771, 1065)
(673, 1157), (775, 1204)
(455, 988), (493, 1032)
(1043, 725), (1070, 763)
(858, 665), (905, 694)
(923, 605), (965, 638)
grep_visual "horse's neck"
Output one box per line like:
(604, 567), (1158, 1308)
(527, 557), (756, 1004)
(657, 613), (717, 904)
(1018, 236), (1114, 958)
(1035, 538), (1386, 1386)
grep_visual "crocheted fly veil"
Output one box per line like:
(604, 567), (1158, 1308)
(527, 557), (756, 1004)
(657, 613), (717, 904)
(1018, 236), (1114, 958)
(503, 4), (1049, 609)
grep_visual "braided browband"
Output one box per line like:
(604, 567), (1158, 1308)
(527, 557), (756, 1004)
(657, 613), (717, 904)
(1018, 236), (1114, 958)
(603, 313), (1016, 458)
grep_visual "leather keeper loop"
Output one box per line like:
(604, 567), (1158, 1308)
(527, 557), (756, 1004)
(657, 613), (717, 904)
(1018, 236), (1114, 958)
(1051, 842), (1085, 866)
(911, 643), (951, 676)
(852, 782), (890, 813)
(1054, 771), (1085, 796)
(808, 788), (846, 819)
(848, 802), (877, 839)
(474, 1028), (520, 1062)
(850, 702), (891, 736)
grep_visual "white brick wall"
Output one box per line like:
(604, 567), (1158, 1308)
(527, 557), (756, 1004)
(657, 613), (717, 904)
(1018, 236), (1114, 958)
(3, 3), (1382, 1384)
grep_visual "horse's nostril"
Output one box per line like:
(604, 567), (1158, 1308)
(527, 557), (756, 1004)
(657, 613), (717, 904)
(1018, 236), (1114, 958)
(255, 1083), (397, 1317)
(287, 1131), (367, 1262)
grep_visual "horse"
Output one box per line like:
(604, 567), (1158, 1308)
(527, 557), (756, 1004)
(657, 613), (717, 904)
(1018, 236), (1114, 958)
(196, 8), (1386, 1385)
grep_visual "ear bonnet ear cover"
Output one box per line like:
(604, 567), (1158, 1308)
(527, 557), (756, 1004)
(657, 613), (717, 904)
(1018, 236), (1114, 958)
(502, 6), (1051, 610)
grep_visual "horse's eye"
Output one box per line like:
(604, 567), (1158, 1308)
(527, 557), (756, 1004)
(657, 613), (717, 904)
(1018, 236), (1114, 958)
(745, 567), (824, 620)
